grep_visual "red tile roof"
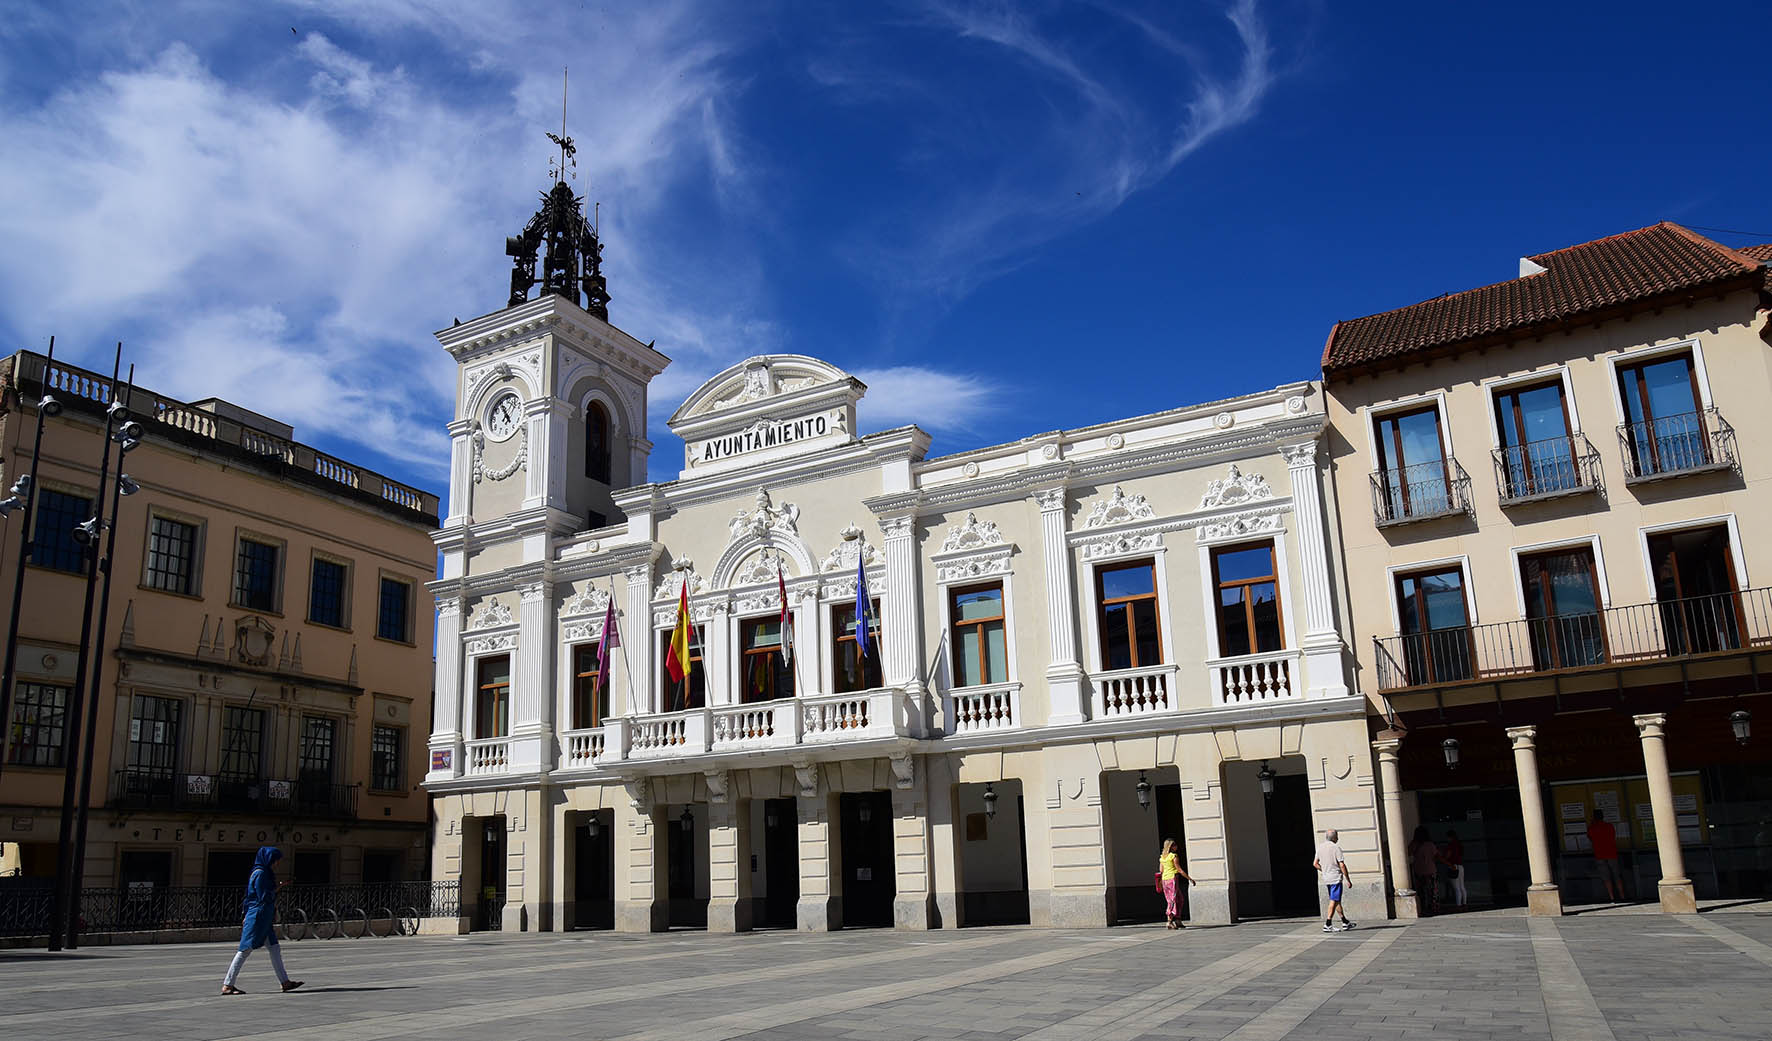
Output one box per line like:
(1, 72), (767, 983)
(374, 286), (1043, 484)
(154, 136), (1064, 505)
(1739, 243), (1772, 261)
(1322, 223), (1768, 377)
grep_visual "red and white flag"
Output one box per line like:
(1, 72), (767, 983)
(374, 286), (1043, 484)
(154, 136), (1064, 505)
(776, 562), (794, 666)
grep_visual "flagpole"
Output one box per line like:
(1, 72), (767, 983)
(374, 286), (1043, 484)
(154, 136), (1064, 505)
(611, 578), (641, 715)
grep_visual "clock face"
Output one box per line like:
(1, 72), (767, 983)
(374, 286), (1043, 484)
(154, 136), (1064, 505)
(486, 392), (523, 441)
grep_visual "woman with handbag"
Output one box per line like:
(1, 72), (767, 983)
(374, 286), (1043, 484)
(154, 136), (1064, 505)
(1157, 838), (1196, 929)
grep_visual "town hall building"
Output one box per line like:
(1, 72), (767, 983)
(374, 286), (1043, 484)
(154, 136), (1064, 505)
(422, 169), (1386, 933)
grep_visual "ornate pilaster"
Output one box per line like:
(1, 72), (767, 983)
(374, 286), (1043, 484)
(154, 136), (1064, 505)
(445, 418), (475, 527)
(427, 594), (465, 781)
(705, 600), (733, 706)
(1281, 440), (1349, 699)
(1032, 486), (1086, 724)
(1633, 713), (1696, 913)
(623, 564), (654, 715)
(509, 580), (554, 772)
(879, 515), (926, 723)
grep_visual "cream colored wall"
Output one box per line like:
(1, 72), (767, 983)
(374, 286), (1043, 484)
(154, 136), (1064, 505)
(1327, 296), (1770, 704)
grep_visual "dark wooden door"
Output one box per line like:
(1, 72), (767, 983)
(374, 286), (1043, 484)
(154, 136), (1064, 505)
(840, 791), (895, 928)
(763, 798), (799, 927)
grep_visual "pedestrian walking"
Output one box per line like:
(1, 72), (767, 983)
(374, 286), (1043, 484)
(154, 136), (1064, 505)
(1408, 825), (1442, 916)
(220, 846), (303, 995)
(1157, 838), (1195, 929)
(1313, 828), (1355, 932)
(1587, 810), (1624, 903)
(1443, 829), (1467, 907)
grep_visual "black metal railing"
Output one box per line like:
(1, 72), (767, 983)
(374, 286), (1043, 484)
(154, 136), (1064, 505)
(1618, 408), (1736, 481)
(1374, 586), (1772, 691)
(109, 771), (359, 818)
(1371, 458), (1474, 525)
(0, 880), (459, 939)
(1492, 434), (1603, 503)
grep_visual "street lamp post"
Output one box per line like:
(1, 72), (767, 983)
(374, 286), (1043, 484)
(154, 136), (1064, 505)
(66, 373), (141, 949)
(0, 338), (63, 786)
(46, 344), (123, 952)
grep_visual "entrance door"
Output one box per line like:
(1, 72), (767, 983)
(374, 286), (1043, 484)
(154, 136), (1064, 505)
(574, 813), (614, 929)
(1648, 525), (1742, 655)
(1264, 776), (1318, 916)
(840, 791), (894, 928)
(762, 798), (799, 928)
(118, 850), (174, 928)
(1395, 566), (1474, 684)
(667, 811), (705, 928)
(478, 818), (506, 931)
(1521, 547), (1607, 670)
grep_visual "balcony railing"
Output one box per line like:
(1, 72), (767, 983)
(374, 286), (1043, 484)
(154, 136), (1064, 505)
(567, 688), (914, 766)
(561, 725), (611, 768)
(465, 738), (510, 776)
(1493, 434), (1603, 504)
(946, 682), (1022, 734)
(109, 771), (359, 818)
(1211, 650), (1299, 706)
(1618, 408), (1736, 482)
(1371, 458), (1474, 526)
(1374, 586), (1772, 692)
(1092, 664), (1177, 718)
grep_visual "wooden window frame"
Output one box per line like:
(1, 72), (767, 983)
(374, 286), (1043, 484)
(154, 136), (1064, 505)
(1373, 405), (1450, 517)
(475, 655), (512, 739)
(1617, 351), (1707, 473)
(739, 616), (795, 704)
(659, 626), (705, 712)
(1493, 378), (1577, 497)
(1209, 541), (1286, 657)
(571, 642), (608, 729)
(948, 581), (1006, 688)
(1094, 558), (1163, 670)
(830, 600), (883, 694)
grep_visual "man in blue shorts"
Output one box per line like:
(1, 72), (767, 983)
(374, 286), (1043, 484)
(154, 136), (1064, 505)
(1313, 829), (1355, 932)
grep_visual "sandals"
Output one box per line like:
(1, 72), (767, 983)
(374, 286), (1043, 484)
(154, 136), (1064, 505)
(281, 981), (305, 993)
(221, 985), (245, 995)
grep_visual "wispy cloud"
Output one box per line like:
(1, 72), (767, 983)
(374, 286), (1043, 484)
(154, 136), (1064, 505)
(853, 365), (1001, 434)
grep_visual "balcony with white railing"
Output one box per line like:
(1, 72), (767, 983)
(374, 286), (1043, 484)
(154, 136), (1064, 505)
(628, 709), (709, 760)
(465, 738), (511, 776)
(1210, 649), (1301, 706)
(802, 688), (906, 742)
(611, 688), (912, 764)
(1091, 665), (1177, 719)
(710, 701), (798, 751)
(944, 682), (1022, 735)
(560, 724), (622, 769)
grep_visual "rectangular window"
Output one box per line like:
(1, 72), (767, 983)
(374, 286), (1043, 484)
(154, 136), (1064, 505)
(660, 628), (705, 712)
(740, 617), (795, 703)
(1393, 566), (1473, 684)
(1520, 547), (1607, 670)
(1096, 560), (1162, 670)
(309, 558), (347, 628)
(298, 716), (337, 784)
(1494, 380), (1578, 497)
(145, 515), (199, 595)
(571, 643), (608, 729)
(371, 724), (404, 792)
(949, 583), (1007, 688)
(31, 488), (91, 574)
(476, 655), (511, 738)
(1211, 542), (1284, 657)
(1648, 525), (1742, 656)
(233, 537), (280, 611)
(831, 601), (883, 693)
(217, 706), (264, 781)
(1373, 406), (1451, 519)
(6, 682), (68, 767)
(126, 695), (183, 778)
(377, 577), (412, 642)
(1618, 352), (1709, 476)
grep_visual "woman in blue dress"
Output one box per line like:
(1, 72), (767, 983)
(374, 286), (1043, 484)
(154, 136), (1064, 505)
(220, 846), (303, 995)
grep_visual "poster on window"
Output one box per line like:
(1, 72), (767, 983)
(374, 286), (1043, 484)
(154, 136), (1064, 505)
(267, 779), (291, 800)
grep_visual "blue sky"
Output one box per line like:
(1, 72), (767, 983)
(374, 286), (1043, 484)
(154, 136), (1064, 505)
(2, 1), (1767, 493)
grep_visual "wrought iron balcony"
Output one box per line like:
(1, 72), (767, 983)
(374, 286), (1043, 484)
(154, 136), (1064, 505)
(1370, 459), (1474, 526)
(1492, 434), (1603, 504)
(1617, 408), (1736, 482)
(1373, 586), (1772, 692)
(109, 770), (359, 818)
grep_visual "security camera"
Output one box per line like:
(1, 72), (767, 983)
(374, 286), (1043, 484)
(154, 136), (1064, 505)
(37, 395), (61, 417)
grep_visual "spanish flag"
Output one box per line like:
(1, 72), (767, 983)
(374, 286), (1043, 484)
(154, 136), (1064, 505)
(665, 580), (693, 684)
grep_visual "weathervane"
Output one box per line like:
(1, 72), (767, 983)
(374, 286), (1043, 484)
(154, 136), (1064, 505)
(504, 65), (610, 320)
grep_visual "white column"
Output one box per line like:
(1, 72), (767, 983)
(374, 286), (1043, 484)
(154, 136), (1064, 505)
(444, 419), (475, 527)
(1371, 734), (1416, 917)
(879, 516), (926, 729)
(705, 602), (732, 706)
(427, 595), (465, 781)
(1633, 713), (1697, 913)
(623, 565), (654, 715)
(628, 437), (654, 489)
(1281, 440), (1351, 699)
(1508, 725), (1563, 917)
(797, 588), (822, 695)
(1033, 487), (1086, 724)
(508, 580), (555, 773)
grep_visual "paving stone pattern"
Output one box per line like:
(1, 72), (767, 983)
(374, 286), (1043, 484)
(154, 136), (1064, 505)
(3, 910), (1770, 1041)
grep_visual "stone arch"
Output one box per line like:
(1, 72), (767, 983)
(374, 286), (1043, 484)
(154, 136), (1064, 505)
(464, 354), (545, 421)
(711, 531), (815, 588)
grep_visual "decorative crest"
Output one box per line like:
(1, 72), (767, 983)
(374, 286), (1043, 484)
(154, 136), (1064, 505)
(821, 525), (882, 572)
(1200, 464), (1274, 509)
(728, 488), (800, 541)
(468, 598), (515, 630)
(1084, 486), (1154, 528)
(941, 512), (1004, 552)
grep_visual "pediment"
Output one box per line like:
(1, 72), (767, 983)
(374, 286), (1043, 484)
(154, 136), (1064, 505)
(667, 354), (867, 476)
(671, 355), (857, 424)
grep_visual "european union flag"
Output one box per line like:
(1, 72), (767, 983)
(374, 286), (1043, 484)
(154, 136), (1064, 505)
(855, 554), (873, 660)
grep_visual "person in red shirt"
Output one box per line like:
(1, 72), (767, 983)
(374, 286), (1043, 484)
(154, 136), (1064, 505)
(1587, 810), (1623, 902)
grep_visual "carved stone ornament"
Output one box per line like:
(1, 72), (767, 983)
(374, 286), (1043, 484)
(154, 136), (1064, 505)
(471, 422), (528, 483)
(1106, 432), (1125, 450)
(941, 512), (1003, 552)
(962, 461), (980, 478)
(1200, 463), (1273, 509)
(561, 586), (612, 618)
(234, 616), (276, 667)
(1213, 411), (1234, 430)
(890, 753), (914, 790)
(467, 598), (515, 630)
(1084, 486), (1154, 528)
(728, 489), (800, 541)
(735, 550), (788, 587)
(704, 770), (731, 804)
(625, 777), (653, 814)
(1280, 441), (1318, 467)
(712, 363), (775, 411)
(463, 349), (543, 409)
(465, 632), (517, 655)
(562, 619), (604, 643)
(794, 762), (819, 799)
(1081, 531), (1163, 561)
(820, 526), (882, 572)
(1198, 512), (1282, 542)
(1032, 488), (1067, 512)
(1285, 395), (1308, 414)
(934, 547), (1012, 584)
(653, 568), (706, 601)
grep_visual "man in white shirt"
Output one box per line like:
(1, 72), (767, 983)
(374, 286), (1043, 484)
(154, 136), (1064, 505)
(1312, 829), (1355, 933)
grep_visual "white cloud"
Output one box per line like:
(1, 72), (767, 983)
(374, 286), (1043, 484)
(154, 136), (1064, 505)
(853, 366), (1000, 434)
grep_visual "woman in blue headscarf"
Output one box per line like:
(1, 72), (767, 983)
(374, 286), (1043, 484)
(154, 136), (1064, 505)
(220, 846), (303, 995)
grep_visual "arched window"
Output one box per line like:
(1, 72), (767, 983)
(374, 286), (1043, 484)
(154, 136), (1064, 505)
(586, 401), (612, 483)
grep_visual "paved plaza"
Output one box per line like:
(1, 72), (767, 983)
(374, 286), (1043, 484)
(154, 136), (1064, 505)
(4, 906), (1771, 1041)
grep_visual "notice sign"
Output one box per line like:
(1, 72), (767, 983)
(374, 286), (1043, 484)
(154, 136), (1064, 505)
(1560, 801), (1586, 821)
(431, 749), (453, 771)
